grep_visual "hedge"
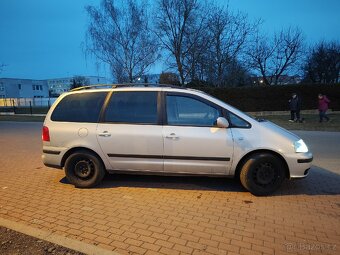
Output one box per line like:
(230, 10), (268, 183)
(193, 84), (340, 112)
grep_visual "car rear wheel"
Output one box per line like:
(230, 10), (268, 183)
(239, 153), (285, 196)
(64, 150), (105, 188)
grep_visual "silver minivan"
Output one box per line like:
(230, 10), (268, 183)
(42, 85), (313, 196)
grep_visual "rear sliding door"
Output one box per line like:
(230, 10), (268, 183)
(97, 91), (164, 172)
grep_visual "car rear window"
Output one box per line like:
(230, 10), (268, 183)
(51, 92), (107, 122)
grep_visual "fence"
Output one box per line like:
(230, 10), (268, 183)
(0, 97), (58, 115)
(0, 97), (57, 107)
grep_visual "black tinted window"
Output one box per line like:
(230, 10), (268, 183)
(104, 91), (158, 124)
(166, 95), (220, 126)
(228, 112), (250, 128)
(51, 92), (107, 122)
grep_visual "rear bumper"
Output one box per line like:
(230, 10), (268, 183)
(43, 162), (62, 169)
(42, 153), (63, 169)
(42, 145), (67, 169)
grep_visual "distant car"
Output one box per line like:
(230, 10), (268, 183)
(42, 84), (313, 196)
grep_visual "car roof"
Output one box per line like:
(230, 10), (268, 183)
(70, 83), (183, 91)
(67, 83), (204, 94)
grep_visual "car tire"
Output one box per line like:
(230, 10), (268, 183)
(64, 150), (105, 188)
(239, 153), (285, 196)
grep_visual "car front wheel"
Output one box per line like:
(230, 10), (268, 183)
(239, 153), (285, 196)
(64, 150), (105, 188)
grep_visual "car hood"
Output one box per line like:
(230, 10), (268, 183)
(258, 120), (300, 142)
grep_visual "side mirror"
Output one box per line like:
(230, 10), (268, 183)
(216, 117), (229, 128)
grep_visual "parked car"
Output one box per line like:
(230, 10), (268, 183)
(42, 84), (313, 196)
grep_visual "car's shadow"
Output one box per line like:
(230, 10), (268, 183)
(61, 174), (245, 192)
(60, 166), (340, 196)
(277, 166), (340, 196)
(102, 173), (245, 192)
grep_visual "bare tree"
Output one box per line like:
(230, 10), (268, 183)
(159, 71), (180, 85)
(155, 0), (208, 85)
(70, 76), (90, 89)
(303, 41), (340, 84)
(86, 0), (160, 82)
(206, 6), (258, 86)
(0, 63), (6, 74)
(247, 27), (304, 85)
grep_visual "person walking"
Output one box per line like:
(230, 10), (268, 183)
(318, 94), (330, 122)
(288, 93), (301, 122)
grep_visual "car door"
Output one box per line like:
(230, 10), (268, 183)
(97, 91), (164, 172)
(163, 92), (234, 175)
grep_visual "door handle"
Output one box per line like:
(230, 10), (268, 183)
(166, 133), (179, 140)
(98, 131), (111, 137)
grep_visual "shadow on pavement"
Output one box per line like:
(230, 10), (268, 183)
(276, 166), (340, 196)
(60, 174), (245, 192)
(103, 174), (246, 192)
(59, 166), (340, 195)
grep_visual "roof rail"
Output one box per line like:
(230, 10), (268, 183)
(70, 84), (115, 92)
(70, 83), (186, 92)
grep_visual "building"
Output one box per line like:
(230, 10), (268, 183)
(46, 77), (73, 96)
(0, 78), (49, 99)
(47, 76), (108, 96)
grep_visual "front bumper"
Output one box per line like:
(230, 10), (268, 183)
(285, 151), (313, 178)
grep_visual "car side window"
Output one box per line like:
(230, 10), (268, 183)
(51, 92), (107, 123)
(166, 95), (220, 126)
(228, 112), (251, 128)
(104, 91), (158, 124)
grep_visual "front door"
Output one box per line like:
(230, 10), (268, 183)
(163, 93), (234, 175)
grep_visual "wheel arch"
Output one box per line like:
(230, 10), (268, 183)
(234, 149), (290, 179)
(61, 147), (106, 171)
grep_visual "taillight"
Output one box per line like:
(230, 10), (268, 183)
(42, 126), (50, 142)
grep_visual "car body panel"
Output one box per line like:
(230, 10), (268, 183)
(96, 124), (164, 172)
(162, 126), (233, 174)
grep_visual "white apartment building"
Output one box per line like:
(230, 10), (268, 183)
(0, 78), (49, 99)
(47, 76), (108, 96)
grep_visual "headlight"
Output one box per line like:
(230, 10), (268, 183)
(294, 139), (308, 153)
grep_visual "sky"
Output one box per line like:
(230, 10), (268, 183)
(0, 0), (339, 80)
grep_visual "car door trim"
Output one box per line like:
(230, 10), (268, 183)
(107, 153), (230, 161)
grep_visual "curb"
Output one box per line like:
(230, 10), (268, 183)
(0, 218), (119, 255)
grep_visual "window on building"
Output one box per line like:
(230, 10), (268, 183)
(18, 84), (21, 90)
(32, 85), (43, 91)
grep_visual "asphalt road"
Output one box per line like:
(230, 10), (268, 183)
(294, 130), (340, 174)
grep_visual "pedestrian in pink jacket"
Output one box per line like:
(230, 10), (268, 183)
(318, 94), (330, 122)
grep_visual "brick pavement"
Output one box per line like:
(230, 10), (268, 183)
(0, 122), (339, 255)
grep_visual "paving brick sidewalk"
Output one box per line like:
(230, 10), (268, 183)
(0, 122), (339, 255)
